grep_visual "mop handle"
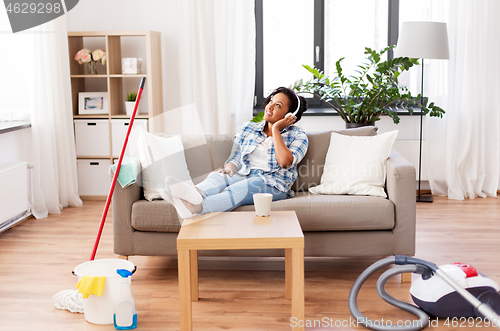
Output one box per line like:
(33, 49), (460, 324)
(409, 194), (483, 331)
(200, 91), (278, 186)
(90, 77), (146, 261)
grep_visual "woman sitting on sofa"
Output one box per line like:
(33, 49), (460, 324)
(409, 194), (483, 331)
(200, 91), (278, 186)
(160, 86), (308, 219)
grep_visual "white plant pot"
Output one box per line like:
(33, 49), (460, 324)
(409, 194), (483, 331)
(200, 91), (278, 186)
(125, 101), (136, 116)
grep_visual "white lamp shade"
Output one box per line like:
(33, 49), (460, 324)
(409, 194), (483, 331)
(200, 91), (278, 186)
(396, 22), (450, 60)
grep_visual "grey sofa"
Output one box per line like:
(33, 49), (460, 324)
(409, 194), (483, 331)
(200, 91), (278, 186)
(112, 126), (416, 259)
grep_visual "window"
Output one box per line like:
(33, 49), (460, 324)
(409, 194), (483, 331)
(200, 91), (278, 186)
(0, 8), (32, 123)
(261, 0), (315, 98)
(255, 0), (400, 110)
(324, 0), (388, 77)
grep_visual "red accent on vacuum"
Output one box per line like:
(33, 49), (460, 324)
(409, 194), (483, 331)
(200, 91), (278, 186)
(453, 263), (479, 278)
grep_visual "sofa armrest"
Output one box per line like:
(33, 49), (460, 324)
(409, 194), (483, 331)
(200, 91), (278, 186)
(386, 149), (417, 255)
(111, 169), (142, 256)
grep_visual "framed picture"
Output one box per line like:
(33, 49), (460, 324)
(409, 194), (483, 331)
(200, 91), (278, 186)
(78, 92), (109, 115)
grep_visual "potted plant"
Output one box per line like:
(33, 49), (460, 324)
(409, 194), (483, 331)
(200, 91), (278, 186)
(291, 46), (445, 127)
(125, 92), (137, 116)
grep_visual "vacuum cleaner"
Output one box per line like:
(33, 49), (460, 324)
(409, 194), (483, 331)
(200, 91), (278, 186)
(349, 255), (500, 330)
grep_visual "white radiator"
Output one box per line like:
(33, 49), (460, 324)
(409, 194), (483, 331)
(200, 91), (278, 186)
(0, 162), (32, 233)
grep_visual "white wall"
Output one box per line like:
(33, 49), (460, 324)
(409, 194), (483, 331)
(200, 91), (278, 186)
(65, 0), (183, 113)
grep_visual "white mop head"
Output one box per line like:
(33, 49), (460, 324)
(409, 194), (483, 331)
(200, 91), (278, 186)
(52, 289), (84, 313)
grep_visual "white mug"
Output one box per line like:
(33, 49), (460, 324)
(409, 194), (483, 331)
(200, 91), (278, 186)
(253, 193), (273, 217)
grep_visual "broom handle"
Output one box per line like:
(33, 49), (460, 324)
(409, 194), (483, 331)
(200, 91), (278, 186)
(90, 77), (146, 261)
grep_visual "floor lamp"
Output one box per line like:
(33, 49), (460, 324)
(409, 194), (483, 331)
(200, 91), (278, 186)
(396, 22), (449, 202)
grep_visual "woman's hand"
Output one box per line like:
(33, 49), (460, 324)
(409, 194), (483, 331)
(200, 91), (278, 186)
(271, 115), (296, 168)
(217, 168), (233, 176)
(273, 114), (296, 132)
(217, 162), (237, 176)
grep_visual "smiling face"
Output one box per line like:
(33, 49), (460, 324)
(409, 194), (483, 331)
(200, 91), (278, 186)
(263, 93), (291, 123)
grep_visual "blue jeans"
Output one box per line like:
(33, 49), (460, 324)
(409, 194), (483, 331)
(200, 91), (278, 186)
(195, 170), (288, 214)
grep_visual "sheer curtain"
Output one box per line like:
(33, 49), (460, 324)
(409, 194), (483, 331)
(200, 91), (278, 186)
(445, 0), (500, 199)
(30, 16), (82, 218)
(176, 0), (255, 135)
(400, 0), (500, 200)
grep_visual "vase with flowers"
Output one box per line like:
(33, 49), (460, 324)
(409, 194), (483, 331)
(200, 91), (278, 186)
(74, 48), (107, 75)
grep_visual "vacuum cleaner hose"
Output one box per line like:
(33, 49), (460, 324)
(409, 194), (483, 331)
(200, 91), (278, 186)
(348, 257), (429, 331)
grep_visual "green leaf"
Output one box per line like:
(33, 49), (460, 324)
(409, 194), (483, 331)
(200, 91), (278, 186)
(335, 58), (345, 76)
(251, 111), (264, 123)
(303, 64), (322, 79)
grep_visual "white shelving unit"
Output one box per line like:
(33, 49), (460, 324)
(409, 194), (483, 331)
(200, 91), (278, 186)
(68, 31), (163, 199)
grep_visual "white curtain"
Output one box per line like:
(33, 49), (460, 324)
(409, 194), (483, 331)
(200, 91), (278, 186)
(30, 17), (82, 218)
(400, 0), (500, 200)
(176, 0), (255, 135)
(444, 0), (500, 199)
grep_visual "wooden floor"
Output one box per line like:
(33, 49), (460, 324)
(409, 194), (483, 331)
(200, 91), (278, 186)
(1, 196), (499, 330)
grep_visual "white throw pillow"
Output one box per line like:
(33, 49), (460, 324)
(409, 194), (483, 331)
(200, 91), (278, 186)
(309, 130), (398, 198)
(137, 130), (194, 201)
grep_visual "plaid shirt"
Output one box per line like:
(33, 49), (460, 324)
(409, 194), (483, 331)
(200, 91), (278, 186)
(226, 121), (309, 196)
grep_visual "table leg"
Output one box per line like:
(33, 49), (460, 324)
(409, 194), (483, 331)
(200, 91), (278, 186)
(291, 247), (304, 331)
(285, 248), (292, 300)
(401, 273), (412, 283)
(178, 249), (192, 331)
(191, 250), (199, 301)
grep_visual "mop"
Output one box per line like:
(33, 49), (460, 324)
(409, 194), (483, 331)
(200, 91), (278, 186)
(53, 78), (146, 313)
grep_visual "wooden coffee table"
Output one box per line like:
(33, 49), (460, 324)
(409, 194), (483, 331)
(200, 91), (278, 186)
(177, 211), (305, 331)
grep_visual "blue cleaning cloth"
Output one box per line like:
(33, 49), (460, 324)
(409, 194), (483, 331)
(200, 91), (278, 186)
(109, 156), (138, 188)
